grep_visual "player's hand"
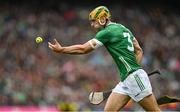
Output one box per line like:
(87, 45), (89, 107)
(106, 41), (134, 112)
(48, 39), (63, 53)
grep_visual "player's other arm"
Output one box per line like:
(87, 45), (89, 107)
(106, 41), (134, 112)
(48, 39), (98, 55)
(133, 38), (143, 64)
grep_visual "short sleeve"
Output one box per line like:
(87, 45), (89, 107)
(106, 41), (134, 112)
(95, 29), (110, 45)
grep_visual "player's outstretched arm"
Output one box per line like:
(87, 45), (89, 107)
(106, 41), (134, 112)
(48, 39), (96, 55)
(133, 38), (143, 64)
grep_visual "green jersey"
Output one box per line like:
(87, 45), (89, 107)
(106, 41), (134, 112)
(94, 23), (141, 81)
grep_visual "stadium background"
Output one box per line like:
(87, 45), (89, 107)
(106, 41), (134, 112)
(0, 0), (179, 111)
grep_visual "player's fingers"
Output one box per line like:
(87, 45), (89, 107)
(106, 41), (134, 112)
(48, 42), (56, 49)
(54, 39), (59, 44)
(48, 42), (54, 46)
(48, 45), (53, 50)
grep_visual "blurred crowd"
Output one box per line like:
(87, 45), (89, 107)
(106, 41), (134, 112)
(0, 2), (180, 111)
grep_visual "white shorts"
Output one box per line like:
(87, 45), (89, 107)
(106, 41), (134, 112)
(112, 69), (152, 102)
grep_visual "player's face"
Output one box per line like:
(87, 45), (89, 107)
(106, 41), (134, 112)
(90, 20), (102, 29)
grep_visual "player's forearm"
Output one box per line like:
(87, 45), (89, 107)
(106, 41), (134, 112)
(61, 45), (87, 54)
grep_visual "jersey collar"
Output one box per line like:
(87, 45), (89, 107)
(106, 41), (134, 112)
(107, 22), (116, 26)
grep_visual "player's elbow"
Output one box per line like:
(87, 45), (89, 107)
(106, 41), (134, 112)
(79, 46), (90, 54)
(135, 46), (143, 55)
(82, 48), (92, 54)
(139, 47), (143, 55)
